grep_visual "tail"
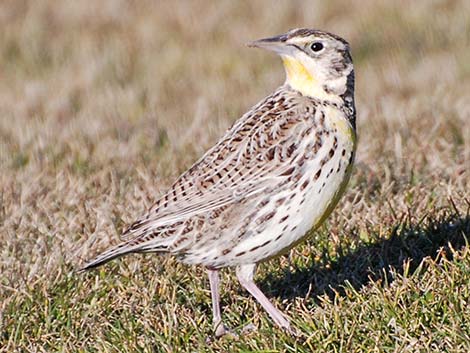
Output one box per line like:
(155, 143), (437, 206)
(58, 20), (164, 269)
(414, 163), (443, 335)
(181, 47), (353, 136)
(79, 242), (140, 272)
(79, 237), (171, 272)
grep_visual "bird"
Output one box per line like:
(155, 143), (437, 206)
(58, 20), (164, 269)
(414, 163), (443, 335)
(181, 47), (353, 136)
(81, 28), (356, 337)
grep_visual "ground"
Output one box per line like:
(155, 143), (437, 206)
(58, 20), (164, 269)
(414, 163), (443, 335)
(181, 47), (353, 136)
(1, 1), (469, 352)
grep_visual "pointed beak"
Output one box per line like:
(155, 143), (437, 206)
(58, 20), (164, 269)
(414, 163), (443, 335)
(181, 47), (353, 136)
(247, 33), (291, 55)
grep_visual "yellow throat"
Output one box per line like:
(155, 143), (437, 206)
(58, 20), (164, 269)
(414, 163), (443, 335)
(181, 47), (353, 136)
(282, 56), (337, 101)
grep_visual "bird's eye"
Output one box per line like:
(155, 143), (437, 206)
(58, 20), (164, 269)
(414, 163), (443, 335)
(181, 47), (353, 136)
(310, 42), (324, 52)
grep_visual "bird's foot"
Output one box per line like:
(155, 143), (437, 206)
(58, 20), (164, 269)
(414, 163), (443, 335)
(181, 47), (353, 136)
(206, 324), (238, 343)
(213, 322), (238, 339)
(241, 323), (257, 335)
(282, 323), (302, 337)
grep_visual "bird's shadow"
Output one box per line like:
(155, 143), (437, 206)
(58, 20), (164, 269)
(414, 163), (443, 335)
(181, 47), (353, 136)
(259, 209), (470, 302)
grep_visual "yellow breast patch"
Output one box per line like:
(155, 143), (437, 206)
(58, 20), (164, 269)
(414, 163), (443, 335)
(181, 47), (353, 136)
(324, 105), (356, 144)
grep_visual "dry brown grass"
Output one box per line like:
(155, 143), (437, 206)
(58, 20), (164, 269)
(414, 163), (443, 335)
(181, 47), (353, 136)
(1, 1), (469, 352)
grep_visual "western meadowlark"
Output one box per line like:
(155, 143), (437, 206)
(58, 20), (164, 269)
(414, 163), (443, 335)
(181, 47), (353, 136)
(82, 28), (356, 337)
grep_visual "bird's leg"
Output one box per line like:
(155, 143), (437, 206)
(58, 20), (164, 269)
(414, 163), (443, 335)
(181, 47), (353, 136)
(236, 264), (291, 332)
(207, 268), (229, 337)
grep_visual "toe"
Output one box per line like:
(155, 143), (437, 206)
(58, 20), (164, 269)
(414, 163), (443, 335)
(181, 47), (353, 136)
(215, 324), (228, 338)
(241, 323), (257, 335)
(283, 324), (302, 337)
(213, 324), (239, 339)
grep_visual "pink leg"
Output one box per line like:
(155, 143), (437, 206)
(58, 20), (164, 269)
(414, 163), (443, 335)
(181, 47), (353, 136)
(207, 268), (228, 337)
(236, 264), (291, 331)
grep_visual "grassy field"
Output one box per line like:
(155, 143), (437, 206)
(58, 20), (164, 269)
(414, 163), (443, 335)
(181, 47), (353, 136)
(1, 0), (469, 352)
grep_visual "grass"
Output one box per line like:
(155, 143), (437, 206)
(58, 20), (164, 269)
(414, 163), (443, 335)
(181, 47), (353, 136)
(1, 0), (469, 352)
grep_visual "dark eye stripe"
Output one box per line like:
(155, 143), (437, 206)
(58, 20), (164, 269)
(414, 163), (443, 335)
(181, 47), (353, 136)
(287, 43), (324, 56)
(288, 43), (311, 56)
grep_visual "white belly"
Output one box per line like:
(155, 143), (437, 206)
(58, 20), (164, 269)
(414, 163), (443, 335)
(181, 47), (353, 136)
(229, 132), (355, 265)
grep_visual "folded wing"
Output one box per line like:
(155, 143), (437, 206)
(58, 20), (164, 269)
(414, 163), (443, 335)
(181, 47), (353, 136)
(121, 87), (317, 245)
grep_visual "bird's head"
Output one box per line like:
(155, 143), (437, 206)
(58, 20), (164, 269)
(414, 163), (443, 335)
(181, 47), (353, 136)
(249, 28), (354, 102)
